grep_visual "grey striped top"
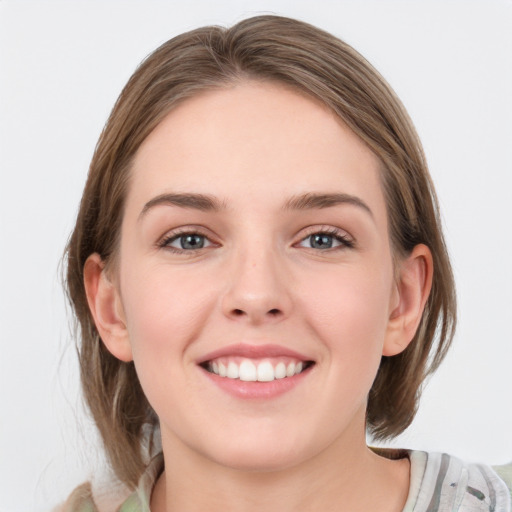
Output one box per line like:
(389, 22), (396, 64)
(58, 451), (512, 511)
(403, 451), (511, 511)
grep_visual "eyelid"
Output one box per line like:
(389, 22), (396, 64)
(294, 225), (355, 249)
(157, 225), (219, 251)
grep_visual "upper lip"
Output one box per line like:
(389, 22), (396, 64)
(197, 343), (313, 364)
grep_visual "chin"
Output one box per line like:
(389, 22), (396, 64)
(211, 446), (306, 473)
(196, 427), (319, 474)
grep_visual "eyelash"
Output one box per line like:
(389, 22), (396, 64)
(157, 226), (354, 254)
(295, 226), (355, 251)
(157, 228), (216, 254)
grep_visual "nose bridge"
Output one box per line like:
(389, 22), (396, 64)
(222, 235), (291, 323)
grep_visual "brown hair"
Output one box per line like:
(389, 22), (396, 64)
(65, 15), (456, 487)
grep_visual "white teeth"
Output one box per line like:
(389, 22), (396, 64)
(239, 360), (257, 381)
(275, 362), (287, 379)
(257, 361), (274, 382)
(207, 358), (308, 381)
(227, 361), (239, 379)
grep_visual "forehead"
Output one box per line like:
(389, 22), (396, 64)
(128, 81), (386, 218)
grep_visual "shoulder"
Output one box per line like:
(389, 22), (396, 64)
(493, 462), (512, 503)
(404, 451), (511, 511)
(52, 482), (96, 512)
(55, 453), (164, 512)
(55, 480), (134, 512)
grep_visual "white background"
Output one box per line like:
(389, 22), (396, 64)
(1, 1), (511, 511)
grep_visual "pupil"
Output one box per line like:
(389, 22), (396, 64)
(310, 234), (333, 249)
(181, 234), (204, 249)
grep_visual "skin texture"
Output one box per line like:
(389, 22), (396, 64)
(84, 81), (432, 511)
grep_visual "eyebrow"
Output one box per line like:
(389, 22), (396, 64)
(139, 193), (226, 220)
(139, 191), (373, 220)
(283, 192), (373, 217)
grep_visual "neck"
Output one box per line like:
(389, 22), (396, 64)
(151, 422), (410, 512)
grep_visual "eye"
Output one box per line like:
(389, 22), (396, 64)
(160, 232), (213, 252)
(297, 230), (354, 250)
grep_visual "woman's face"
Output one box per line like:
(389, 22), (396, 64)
(112, 81), (402, 470)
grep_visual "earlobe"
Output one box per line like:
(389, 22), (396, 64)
(83, 254), (133, 362)
(383, 244), (433, 357)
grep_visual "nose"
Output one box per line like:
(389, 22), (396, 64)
(221, 247), (292, 325)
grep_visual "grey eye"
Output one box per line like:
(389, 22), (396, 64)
(309, 234), (334, 249)
(297, 231), (352, 250)
(167, 233), (211, 250)
(179, 234), (204, 249)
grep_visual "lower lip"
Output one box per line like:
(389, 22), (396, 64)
(201, 366), (312, 399)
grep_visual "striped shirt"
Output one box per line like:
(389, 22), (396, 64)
(403, 451), (511, 511)
(58, 451), (512, 511)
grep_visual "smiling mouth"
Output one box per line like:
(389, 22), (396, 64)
(201, 357), (315, 382)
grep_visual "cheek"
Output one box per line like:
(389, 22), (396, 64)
(299, 267), (394, 423)
(297, 263), (393, 363)
(119, 261), (216, 362)
(117, 262), (220, 419)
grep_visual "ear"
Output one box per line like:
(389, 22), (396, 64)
(383, 244), (433, 357)
(83, 253), (133, 362)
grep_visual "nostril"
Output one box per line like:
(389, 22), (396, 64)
(230, 308), (281, 317)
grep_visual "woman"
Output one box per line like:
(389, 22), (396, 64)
(61, 15), (511, 512)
